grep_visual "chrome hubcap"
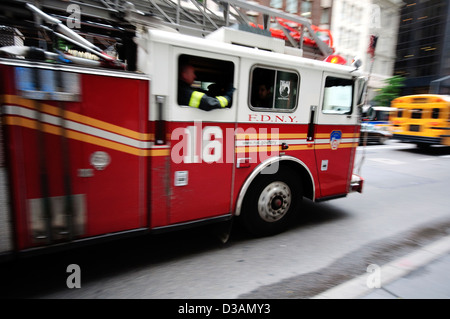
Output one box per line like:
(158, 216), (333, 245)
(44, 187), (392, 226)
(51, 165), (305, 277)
(258, 181), (291, 222)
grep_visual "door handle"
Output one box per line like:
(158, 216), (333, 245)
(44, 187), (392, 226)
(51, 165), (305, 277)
(307, 105), (317, 142)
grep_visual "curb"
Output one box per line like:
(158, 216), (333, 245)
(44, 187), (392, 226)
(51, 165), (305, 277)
(311, 234), (450, 299)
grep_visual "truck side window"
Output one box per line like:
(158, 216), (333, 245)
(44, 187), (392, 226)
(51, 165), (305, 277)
(322, 76), (354, 114)
(177, 54), (235, 111)
(250, 66), (299, 111)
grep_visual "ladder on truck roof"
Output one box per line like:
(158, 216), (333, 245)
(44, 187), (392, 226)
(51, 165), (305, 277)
(0, 0), (333, 58)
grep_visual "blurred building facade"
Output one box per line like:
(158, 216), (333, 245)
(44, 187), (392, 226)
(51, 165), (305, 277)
(210, 0), (403, 103)
(394, 0), (450, 95)
(331, 0), (403, 104)
(254, 0), (333, 28)
(242, 0), (334, 59)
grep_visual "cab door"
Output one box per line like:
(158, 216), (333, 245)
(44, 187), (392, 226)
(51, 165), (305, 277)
(167, 48), (239, 225)
(314, 72), (360, 198)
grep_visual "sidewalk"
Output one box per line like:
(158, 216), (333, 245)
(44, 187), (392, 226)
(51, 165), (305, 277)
(312, 234), (450, 299)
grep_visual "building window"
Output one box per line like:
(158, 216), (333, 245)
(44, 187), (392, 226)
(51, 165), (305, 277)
(320, 7), (330, 24)
(270, 0), (283, 9)
(286, 0), (298, 13)
(301, 0), (312, 17)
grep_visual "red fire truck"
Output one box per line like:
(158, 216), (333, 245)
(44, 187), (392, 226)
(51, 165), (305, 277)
(0, 0), (364, 258)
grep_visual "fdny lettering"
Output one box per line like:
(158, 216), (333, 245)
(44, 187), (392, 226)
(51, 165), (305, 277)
(248, 114), (297, 123)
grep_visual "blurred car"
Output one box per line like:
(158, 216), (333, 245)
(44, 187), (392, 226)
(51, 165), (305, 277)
(360, 106), (396, 144)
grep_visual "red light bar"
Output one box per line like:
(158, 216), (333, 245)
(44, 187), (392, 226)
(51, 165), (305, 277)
(324, 54), (347, 65)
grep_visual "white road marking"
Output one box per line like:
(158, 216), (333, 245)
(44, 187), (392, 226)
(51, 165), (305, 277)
(368, 158), (406, 165)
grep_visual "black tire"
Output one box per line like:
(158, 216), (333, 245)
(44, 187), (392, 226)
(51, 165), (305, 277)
(378, 136), (388, 144)
(241, 169), (302, 237)
(417, 143), (431, 150)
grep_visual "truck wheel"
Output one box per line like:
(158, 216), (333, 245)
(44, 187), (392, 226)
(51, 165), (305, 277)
(379, 136), (388, 144)
(241, 169), (302, 236)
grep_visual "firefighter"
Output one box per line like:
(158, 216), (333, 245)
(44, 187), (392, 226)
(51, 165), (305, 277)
(253, 82), (273, 108)
(178, 63), (235, 111)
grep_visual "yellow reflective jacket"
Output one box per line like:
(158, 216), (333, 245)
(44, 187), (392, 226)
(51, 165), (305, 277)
(178, 81), (233, 111)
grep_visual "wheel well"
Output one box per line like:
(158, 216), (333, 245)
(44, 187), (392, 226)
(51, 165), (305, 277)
(279, 160), (314, 200)
(235, 157), (315, 217)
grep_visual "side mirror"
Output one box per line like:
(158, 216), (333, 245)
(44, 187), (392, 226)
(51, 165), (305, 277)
(356, 76), (367, 106)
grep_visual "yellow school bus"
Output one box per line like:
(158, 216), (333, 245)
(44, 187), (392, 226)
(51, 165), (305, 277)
(390, 94), (450, 147)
